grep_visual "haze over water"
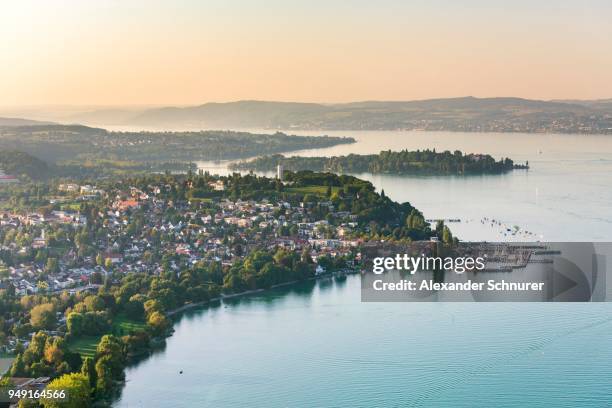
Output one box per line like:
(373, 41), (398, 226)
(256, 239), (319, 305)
(116, 131), (612, 407)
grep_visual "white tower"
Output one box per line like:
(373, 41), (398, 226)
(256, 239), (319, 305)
(277, 164), (284, 181)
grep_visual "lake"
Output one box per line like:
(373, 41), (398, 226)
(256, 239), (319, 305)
(196, 130), (612, 241)
(115, 131), (612, 407)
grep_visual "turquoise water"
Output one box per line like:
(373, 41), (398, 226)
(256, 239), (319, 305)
(116, 131), (612, 407)
(116, 277), (612, 407)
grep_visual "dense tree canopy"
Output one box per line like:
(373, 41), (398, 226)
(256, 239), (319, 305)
(231, 149), (527, 175)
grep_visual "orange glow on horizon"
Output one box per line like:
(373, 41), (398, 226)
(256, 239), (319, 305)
(1, 1), (610, 106)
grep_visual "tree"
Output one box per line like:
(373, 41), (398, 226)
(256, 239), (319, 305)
(66, 312), (83, 336)
(80, 357), (97, 389)
(45, 257), (59, 274)
(124, 298), (144, 321)
(442, 225), (453, 244)
(94, 356), (114, 393)
(43, 342), (64, 366)
(30, 303), (56, 330)
(143, 299), (162, 316)
(37, 280), (49, 292)
(9, 353), (25, 377)
(147, 311), (170, 336)
(18, 397), (39, 408)
(83, 295), (105, 312)
(122, 330), (151, 356)
(40, 372), (91, 408)
(406, 209), (425, 230)
(96, 335), (124, 368)
(90, 335), (126, 394)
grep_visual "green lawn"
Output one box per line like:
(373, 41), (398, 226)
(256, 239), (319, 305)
(68, 314), (147, 358)
(113, 314), (146, 335)
(285, 185), (340, 195)
(60, 202), (82, 211)
(67, 336), (99, 358)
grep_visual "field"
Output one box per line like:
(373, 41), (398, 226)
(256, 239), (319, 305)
(59, 202), (82, 211)
(285, 186), (340, 195)
(67, 336), (99, 358)
(68, 315), (147, 358)
(113, 315), (147, 335)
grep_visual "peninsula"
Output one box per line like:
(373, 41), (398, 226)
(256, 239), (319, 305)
(230, 150), (529, 175)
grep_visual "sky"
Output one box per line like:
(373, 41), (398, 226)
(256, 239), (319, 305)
(1, 0), (611, 106)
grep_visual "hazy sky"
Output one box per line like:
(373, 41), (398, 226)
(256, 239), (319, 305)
(1, 0), (611, 106)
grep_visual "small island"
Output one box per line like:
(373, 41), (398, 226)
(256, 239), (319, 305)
(230, 149), (529, 175)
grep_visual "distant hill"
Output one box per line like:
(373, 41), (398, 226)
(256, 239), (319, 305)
(63, 108), (146, 126)
(553, 98), (612, 111)
(0, 124), (353, 163)
(0, 117), (55, 127)
(0, 150), (49, 180)
(65, 97), (612, 133)
(128, 100), (329, 128)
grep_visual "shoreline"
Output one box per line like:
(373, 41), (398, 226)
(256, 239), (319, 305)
(166, 269), (358, 317)
(166, 276), (320, 317)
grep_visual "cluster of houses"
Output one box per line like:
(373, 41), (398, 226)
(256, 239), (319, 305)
(0, 168), (18, 184)
(1, 263), (102, 297)
(58, 183), (103, 195)
(0, 180), (364, 299)
(0, 211), (87, 229)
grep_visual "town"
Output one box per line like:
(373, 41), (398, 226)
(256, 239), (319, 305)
(0, 167), (445, 405)
(1, 174), (364, 303)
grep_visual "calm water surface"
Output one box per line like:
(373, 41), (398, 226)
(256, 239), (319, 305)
(116, 131), (612, 407)
(197, 130), (612, 241)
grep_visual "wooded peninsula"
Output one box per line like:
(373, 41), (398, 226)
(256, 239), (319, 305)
(0, 125), (354, 166)
(230, 149), (529, 175)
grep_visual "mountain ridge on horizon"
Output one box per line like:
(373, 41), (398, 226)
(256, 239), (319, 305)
(118, 96), (599, 111)
(0, 117), (56, 127)
(3, 96), (612, 134)
(77, 96), (612, 134)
